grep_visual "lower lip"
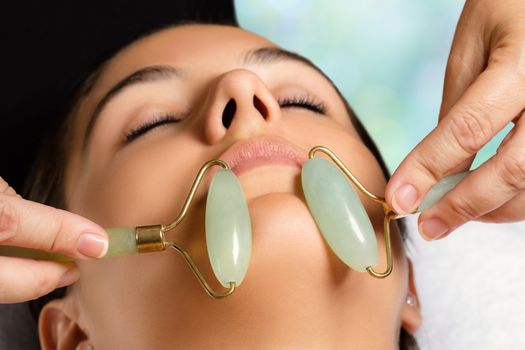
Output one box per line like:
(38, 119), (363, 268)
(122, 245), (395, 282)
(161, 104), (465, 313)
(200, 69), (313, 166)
(231, 156), (303, 175)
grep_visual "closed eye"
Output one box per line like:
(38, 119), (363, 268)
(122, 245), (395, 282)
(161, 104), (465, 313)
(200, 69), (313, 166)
(278, 96), (327, 114)
(124, 115), (182, 144)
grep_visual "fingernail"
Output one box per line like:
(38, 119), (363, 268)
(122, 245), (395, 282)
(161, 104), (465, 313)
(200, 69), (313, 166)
(420, 218), (449, 240)
(57, 268), (80, 288)
(77, 233), (108, 258)
(392, 183), (418, 213)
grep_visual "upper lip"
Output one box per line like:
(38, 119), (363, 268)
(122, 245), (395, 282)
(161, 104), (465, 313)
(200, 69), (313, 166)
(218, 136), (308, 174)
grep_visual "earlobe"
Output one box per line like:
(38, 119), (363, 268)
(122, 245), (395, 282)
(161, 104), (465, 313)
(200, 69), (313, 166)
(39, 298), (90, 350)
(401, 261), (422, 334)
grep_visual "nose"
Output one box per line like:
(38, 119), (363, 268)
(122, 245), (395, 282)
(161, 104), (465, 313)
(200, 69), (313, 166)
(203, 69), (281, 144)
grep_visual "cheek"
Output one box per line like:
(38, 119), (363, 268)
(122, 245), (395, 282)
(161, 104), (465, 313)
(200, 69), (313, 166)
(68, 135), (209, 227)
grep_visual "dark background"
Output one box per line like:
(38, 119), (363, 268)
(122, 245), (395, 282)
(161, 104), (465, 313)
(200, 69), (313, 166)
(1, 1), (237, 193)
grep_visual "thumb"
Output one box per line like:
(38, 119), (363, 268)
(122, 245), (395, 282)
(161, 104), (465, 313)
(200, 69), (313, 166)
(386, 65), (525, 214)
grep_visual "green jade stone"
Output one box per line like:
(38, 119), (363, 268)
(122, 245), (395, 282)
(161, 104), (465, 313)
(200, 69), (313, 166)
(0, 227), (137, 262)
(418, 171), (469, 212)
(301, 157), (378, 272)
(105, 227), (138, 257)
(0, 246), (72, 263)
(206, 169), (252, 288)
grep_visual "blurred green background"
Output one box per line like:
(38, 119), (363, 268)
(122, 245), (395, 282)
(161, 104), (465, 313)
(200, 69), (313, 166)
(236, 0), (510, 173)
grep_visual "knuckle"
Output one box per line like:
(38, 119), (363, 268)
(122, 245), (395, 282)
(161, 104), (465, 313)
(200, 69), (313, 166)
(498, 149), (525, 191)
(46, 217), (63, 253)
(448, 107), (493, 155)
(445, 53), (462, 76)
(0, 179), (16, 196)
(0, 196), (18, 242)
(415, 154), (442, 184)
(445, 52), (470, 81)
(446, 195), (481, 222)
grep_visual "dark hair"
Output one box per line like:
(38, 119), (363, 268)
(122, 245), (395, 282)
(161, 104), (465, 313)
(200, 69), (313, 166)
(20, 25), (418, 350)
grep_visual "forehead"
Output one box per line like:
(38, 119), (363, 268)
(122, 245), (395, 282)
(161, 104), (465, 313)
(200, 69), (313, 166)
(95, 25), (275, 91)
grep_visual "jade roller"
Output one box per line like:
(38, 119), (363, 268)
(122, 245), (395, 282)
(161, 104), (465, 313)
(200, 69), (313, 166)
(0, 159), (252, 299)
(302, 146), (469, 279)
(0, 145), (468, 293)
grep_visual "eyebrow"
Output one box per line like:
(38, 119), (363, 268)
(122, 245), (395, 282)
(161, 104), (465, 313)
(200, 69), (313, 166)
(82, 47), (324, 147)
(83, 65), (180, 146)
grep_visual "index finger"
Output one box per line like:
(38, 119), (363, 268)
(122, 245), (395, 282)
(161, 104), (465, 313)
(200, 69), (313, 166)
(386, 66), (525, 214)
(0, 194), (108, 259)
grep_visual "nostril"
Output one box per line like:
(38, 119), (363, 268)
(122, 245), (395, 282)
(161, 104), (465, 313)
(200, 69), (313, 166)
(222, 98), (237, 128)
(253, 95), (268, 119)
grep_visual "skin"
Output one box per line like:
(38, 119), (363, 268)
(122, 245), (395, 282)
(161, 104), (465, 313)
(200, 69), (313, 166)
(4, 0), (525, 305)
(36, 25), (420, 349)
(386, 0), (525, 240)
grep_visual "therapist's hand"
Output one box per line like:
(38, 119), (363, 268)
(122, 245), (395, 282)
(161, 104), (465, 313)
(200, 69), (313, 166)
(0, 177), (108, 303)
(385, 0), (525, 240)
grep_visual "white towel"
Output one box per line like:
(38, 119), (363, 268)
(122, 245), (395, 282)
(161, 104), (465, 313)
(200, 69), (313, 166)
(406, 216), (525, 349)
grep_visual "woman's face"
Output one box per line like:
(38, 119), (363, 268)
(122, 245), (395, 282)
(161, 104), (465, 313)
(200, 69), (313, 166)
(41, 25), (420, 349)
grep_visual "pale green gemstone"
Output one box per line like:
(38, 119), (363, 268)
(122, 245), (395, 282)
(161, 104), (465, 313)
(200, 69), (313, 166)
(0, 226), (137, 262)
(0, 246), (72, 263)
(206, 169), (252, 287)
(418, 171), (469, 212)
(301, 157), (378, 272)
(105, 227), (138, 257)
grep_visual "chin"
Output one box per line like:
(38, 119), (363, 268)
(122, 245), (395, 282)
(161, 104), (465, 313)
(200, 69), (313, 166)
(242, 193), (353, 295)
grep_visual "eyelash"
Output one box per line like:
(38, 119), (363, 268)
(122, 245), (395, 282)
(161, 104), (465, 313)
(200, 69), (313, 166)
(124, 115), (182, 143)
(124, 95), (326, 144)
(278, 95), (327, 114)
